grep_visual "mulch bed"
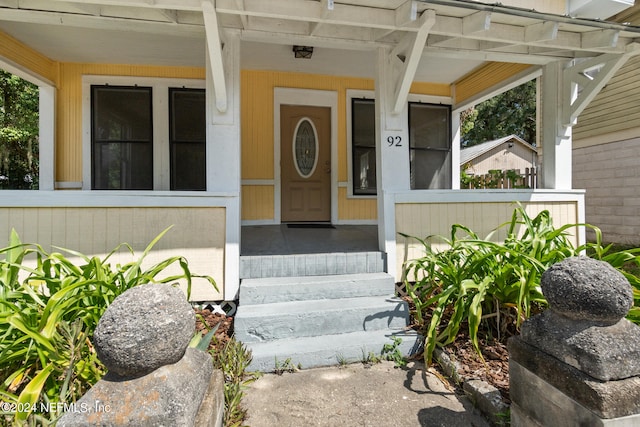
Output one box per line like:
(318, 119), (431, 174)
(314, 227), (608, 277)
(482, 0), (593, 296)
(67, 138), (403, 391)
(194, 308), (234, 353)
(440, 336), (511, 403)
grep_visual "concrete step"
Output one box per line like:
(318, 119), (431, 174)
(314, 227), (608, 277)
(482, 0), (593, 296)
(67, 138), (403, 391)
(239, 272), (395, 305)
(234, 296), (408, 343)
(239, 251), (385, 279)
(246, 329), (424, 372)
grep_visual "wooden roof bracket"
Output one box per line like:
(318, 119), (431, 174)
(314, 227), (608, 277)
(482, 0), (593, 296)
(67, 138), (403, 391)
(389, 8), (436, 114)
(202, 0), (227, 113)
(562, 42), (640, 126)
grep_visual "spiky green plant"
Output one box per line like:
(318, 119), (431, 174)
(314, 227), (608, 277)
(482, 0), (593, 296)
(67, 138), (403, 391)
(0, 228), (216, 425)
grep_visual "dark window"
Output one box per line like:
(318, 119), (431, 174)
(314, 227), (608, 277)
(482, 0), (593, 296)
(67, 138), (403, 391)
(169, 88), (206, 191)
(351, 98), (376, 195)
(91, 86), (153, 190)
(409, 103), (451, 189)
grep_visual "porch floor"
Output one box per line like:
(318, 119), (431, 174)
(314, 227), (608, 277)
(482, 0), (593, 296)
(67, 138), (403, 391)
(240, 225), (378, 255)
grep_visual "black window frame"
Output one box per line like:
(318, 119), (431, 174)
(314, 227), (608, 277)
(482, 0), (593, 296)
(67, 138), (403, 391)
(350, 98), (377, 196)
(408, 102), (452, 190)
(91, 85), (154, 190)
(168, 87), (206, 191)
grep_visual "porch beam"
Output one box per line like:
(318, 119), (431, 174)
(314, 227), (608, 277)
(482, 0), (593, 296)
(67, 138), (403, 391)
(525, 21), (558, 43)
(47, 0), (203, 11)
(202, 0), (227, 113)
(156, 8), (178, 22)
(462, 11), (490, 35)
(390, 10), (435, 114)
(581, 29), (619, 49)
(233, 0), (248, 29)
(0, 7), (204, 35)
(309, 0), (334, 36)
(562, 47), (640, 125)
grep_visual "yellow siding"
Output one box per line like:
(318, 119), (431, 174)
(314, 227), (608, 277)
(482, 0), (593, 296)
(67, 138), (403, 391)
(242, 185), (275, 220)
(0, 30), (58, 84)
(338, 187), (377, 221)
(454, 62), (533, 105)
(55, 62), (205, 182)
(573, 55), (640, 144)
(240, 69), (452, 221)
(395, 201), (579, 279)
(0, 207), (225, 300)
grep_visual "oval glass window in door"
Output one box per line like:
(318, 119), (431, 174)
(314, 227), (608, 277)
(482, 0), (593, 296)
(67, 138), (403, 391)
(292, 118), (319, 178)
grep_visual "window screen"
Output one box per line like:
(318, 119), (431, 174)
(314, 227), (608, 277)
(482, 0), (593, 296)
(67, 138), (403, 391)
(351, 98), (377, 195)
(169, 88), (206, 191)
(409, 103), (451, 189)
(91, 86), (153, 190)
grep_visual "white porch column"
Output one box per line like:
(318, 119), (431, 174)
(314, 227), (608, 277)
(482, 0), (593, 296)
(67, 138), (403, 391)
(541, 61), (573, 190)
(375, 47), (411, 275)
(206, 30), (241, 299)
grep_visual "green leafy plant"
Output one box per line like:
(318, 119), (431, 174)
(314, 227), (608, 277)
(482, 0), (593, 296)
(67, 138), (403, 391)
(360, 349), (382, 366)
(0, 228), (216, 424)
(273, 357), (299, 375)
(381, 336), (406, 368)
(402, 204), (580, 364)
(210, 337), (260, 427)
(403, 204), (640, 366)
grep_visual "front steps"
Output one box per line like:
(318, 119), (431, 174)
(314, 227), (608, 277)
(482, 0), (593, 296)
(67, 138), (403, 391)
(234, 252), (422, 372)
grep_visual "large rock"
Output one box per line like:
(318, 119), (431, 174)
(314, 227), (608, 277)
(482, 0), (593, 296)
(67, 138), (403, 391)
(56, 348), (217, 427)
(521, 310), (640, 381)
(541, 256), (633, 324)
(93, 284), (195, 377)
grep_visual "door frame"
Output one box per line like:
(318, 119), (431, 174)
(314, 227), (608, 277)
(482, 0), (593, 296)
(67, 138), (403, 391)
(274, 88), (338, 224)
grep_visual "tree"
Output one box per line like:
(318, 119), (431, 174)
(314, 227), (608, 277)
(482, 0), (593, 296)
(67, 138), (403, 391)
(461, 80), (536, 147)
(0, 70), (39, 189)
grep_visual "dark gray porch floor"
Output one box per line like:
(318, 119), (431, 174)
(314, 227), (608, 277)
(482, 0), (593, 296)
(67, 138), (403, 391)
(241, 225), (378, 255)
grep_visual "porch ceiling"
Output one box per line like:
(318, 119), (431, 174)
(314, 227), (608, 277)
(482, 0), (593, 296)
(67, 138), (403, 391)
(0, 0), (639, 84)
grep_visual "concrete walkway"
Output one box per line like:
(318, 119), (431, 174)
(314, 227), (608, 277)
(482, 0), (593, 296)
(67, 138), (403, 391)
(243, 361), (490, 427)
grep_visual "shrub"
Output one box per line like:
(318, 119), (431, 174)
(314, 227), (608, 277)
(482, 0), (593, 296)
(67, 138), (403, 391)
(403, 204), (640, 365)
(0, 228), (216, 425)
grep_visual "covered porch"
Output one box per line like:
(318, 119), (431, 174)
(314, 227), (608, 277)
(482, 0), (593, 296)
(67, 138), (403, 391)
(0, 0), (639, 302)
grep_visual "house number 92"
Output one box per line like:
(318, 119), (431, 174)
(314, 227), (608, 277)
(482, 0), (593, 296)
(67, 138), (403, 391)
(387, 136), (402, 147)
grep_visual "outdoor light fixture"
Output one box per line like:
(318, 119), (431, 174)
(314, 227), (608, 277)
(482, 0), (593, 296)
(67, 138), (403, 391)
(293, 45), (314, 59)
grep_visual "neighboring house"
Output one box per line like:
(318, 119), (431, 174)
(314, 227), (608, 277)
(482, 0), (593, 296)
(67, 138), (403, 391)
(0, 0), (636, 303)
(573, 4), (640, 246)
(461, 135), (538, 177)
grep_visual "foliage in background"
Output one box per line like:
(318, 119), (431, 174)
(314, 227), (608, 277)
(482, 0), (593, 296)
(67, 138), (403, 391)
(461, 80), (536, 148)
(460, 168), (529, 190)
(403, 204), (640, 365)
(0, 228), (216, 425)
(0, 70), (39, 189)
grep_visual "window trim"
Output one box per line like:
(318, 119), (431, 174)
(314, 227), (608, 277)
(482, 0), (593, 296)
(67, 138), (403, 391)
(82, 76), (206, 191)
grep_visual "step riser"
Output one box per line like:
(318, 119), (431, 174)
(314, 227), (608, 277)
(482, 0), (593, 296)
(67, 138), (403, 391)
(240, 252), (385, 279)
(240, 273), (395, 305)
(246, 331), (424, 372)
(235, 299), (408, 343)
